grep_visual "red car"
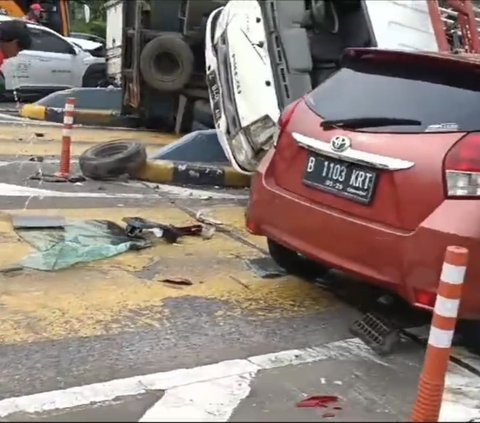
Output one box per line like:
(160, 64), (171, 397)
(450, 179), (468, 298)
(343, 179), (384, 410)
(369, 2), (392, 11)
(246, 48), (480, 320)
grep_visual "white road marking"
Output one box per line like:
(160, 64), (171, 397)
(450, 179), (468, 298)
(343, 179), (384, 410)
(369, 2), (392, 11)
(120, 181), (248, 200)
(0, 183), (246, 201)
(139, 373), (256, 422)
(0, 337), (382, 419)
(0, 183), (159, 199)
(154, 183), (248, 200)
(0, 113), (30, 122)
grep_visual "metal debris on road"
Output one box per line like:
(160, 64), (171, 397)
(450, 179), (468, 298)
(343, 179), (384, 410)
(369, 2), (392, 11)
(15, 219), (151, 271)
(245, 257), (286, 279)
(29, 170), (86, 184)
(123, 216), (214, 243)
(12, 215), (66, 229)
(195, 209), (223, 226)
(161, 277), (194, 286)
(230, 275), (251, 289)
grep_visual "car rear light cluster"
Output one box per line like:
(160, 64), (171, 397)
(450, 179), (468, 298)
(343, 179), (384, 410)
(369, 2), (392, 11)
(413, 289), (436, 309)
(444, 133), (480, 197)
(273, 98), (302, 148)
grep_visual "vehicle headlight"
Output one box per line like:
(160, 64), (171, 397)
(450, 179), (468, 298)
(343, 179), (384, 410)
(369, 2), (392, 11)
(244, 115), (277, 151)
(231, 132), (257, 172)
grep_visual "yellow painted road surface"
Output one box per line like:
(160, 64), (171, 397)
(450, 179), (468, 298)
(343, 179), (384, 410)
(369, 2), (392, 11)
(0, 124), (178, 157)
(0, 206), (339, 345)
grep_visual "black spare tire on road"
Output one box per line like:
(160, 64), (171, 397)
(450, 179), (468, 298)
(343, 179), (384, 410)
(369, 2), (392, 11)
(140, 34), (194, 92)
(79, 141), (147, 180)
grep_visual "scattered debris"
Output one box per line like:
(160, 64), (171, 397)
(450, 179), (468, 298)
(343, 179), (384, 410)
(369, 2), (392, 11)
(16, 219), (151, 271)
(34, 132), (45, 138)
(28, 156), (44, 162)
(123, 216), (213, 243)
(12, 215), (66, 229)
(245, 257), (286, 279)
(161, 277), (193, 286)
(201, 224), (216, 240)
(230, 275), (250, 289)
(29, 171), (86, 184)
(195, 209), (223, 226)
(350, 312), (400, 356)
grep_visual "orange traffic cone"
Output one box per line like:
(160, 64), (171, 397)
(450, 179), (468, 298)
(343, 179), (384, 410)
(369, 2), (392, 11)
(411, 245), (469, 422)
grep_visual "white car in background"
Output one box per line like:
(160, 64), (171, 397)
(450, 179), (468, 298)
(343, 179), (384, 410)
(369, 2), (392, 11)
(65, 37), (105, 58)
(0, 15), (106, 95)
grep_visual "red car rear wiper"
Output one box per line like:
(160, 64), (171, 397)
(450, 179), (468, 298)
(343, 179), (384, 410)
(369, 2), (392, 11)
(321, 117), (422, 130)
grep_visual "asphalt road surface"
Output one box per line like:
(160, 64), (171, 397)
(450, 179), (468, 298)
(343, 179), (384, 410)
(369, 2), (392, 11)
(0, 129), (478, 422)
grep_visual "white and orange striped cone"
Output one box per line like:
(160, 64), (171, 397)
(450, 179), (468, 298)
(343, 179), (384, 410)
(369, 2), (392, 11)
(411, 245), (469, 422)
(55, 97), (75, 179)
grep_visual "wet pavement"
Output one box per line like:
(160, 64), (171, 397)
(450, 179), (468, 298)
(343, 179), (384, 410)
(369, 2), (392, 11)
(0, 124), (479, 422)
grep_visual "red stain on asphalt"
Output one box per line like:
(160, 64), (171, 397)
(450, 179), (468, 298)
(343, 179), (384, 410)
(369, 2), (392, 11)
(296, 395), (339, 408)
(297, 395), (342, 419)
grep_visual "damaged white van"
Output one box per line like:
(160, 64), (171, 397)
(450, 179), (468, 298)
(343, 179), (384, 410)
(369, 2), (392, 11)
(205, 0), (441, 174)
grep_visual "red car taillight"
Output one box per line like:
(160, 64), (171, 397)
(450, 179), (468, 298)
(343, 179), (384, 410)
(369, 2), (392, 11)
(273, 98), (302, 148)
(444, 133), (480, 198)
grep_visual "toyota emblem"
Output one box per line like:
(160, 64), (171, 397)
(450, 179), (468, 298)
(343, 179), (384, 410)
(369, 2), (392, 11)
(330, 135), (351, 153)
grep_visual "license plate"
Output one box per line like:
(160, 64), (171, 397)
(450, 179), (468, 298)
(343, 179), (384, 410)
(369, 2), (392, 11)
(206, 71), (222, 123)
(303, 155), (378, 204)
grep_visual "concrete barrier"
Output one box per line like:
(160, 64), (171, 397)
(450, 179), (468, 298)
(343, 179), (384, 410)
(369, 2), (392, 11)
(19, 87), (139, 128)
(135, 160), (251, 188)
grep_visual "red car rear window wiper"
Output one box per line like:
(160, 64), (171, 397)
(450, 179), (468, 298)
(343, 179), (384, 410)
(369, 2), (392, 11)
(320, 117), (422, 130)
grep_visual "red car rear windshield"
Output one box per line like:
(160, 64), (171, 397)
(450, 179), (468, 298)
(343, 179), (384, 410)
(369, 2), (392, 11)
(305, 54), (480, 133)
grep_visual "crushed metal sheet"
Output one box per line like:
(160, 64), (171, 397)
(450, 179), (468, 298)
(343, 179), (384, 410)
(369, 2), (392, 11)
(245, 257), (286, 279)
(12, 215), (66, 229)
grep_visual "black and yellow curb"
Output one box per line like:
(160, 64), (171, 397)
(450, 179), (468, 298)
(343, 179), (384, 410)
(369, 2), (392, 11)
(19, 104), (139, 128)
(135, 160), (251, 188)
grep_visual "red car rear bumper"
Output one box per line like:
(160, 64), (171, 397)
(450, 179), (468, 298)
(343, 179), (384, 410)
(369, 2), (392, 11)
(247, 151), (480, 319)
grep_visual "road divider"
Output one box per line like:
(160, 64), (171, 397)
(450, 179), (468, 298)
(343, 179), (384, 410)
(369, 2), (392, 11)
(77, 139), (251, 188)
(20, 104), (139, 128)
(135, 160), (251, 188)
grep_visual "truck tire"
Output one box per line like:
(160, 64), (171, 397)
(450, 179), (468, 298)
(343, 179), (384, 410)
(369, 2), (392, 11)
(79, 141), (147, 180)
(140, 34), (194, 92)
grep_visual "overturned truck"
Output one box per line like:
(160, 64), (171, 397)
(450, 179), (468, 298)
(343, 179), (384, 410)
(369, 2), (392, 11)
(105, 0), (225, 133)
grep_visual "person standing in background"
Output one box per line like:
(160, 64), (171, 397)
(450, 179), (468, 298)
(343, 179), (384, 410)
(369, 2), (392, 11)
(23, 3), (43, 24)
